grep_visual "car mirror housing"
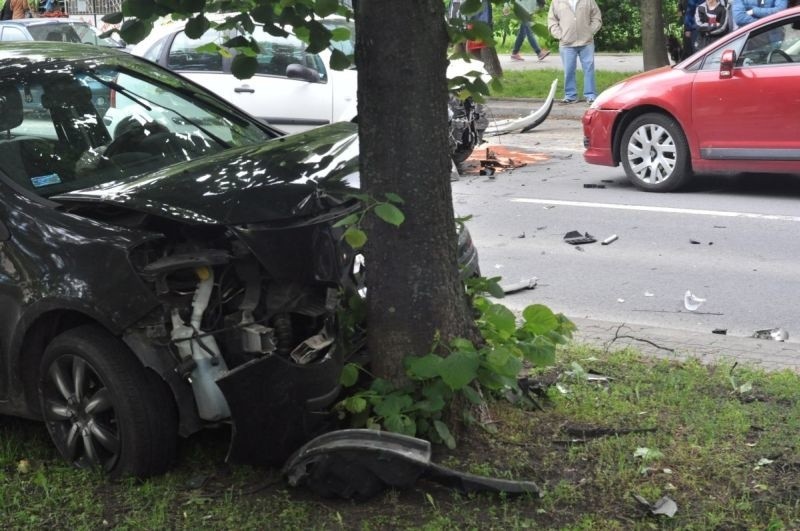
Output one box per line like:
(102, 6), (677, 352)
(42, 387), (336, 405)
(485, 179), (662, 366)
(720, 49), (736, 79)
(286, 64), (321, 83)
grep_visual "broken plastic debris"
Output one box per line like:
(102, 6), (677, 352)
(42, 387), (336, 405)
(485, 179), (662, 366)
(601, 234), (618, 245)
(283, 429), (541, 501)
(563, 230), (596, 245)
(684, 290), (706, 311)
(752, 328), (788, 341)
(583, 183), (606, 189)
(689, 239), (701, 244)
(644, 291), (654, 297)
(632, 493), (678, 518)
(501, 277), (538, 294)
(712, 328), (727, 335)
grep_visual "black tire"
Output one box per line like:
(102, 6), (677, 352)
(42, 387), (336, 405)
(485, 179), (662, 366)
(38, 325), (177, 478)
(620, 113), (692, 192)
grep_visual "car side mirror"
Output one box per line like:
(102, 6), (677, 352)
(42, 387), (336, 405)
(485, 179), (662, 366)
(720, 49), (736, 78)
(286, 64), (321, 83)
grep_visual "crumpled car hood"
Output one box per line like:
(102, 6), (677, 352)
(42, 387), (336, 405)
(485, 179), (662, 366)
(53, 122), (360, 225)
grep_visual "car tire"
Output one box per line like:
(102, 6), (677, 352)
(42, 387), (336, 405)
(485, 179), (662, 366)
(620, 113), (691, 192)
(38, 325), (177, 478)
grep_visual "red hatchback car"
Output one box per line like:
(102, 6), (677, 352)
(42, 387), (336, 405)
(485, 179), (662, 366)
(583, 6), (800, 192)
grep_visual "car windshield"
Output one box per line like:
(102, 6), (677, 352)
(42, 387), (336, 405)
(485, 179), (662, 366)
(0, 55), (274, 198)
(27, 22), (123, 47)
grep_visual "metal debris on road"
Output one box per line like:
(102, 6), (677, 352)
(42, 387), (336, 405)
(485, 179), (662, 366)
(752, 328), (789, 341)
(684, 290), (707, 311)
(601, 234), (618, 245)
(632, 493), (678, 518)
(583, 183), (606, 189)
(712, 328), (728, 335)
(563, 230), (596, 245)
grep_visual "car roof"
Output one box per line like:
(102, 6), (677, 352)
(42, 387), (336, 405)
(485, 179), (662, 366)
(0, 41), (123, 67)
(0, 18), (93, 26)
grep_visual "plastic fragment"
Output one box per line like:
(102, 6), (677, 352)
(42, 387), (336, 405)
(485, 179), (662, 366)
(684, 290), (706, 311)
(632, 493), (678, 518)
(563, 230), (596, 245)
(583, 183), (606, 189)
(752, 328), (788, 341)
(601, 234), (618, 245)
(712, 328), (727, 335)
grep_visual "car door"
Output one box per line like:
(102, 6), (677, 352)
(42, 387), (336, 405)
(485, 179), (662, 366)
(221, 26), (332, 134)
(163, 28), (233, 109)
(692, 16), (800, 160)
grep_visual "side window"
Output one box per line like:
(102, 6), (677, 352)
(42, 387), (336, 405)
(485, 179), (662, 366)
(700, 35), (746, 71)
(250, 27), (327, 81)
(167, 29), (224, 72)
(738, 18), (800, 67)
(0, 27), (27, 41)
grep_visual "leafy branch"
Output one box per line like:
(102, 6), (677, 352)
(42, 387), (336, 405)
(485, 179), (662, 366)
(332, 192), (405, 249)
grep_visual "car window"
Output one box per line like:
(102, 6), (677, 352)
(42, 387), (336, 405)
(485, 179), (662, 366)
(322, 18), (355, 57)
(28, 24), (82, 43)
(0, 27), (27, 41)
(737, 17), (800, 67)
(0, 57), (273, 199)
(250, 27), (327, 80)
(167, 29), (224, 72)
(699, 35), (746, 71)
(143, 35), (168, 63)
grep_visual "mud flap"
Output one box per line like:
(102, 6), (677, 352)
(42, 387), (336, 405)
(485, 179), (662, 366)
(217, 352), (342, 466)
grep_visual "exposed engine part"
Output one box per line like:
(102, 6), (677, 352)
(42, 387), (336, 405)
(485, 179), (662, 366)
(170, 266), (231, 421)
(449, 95), (487, 165)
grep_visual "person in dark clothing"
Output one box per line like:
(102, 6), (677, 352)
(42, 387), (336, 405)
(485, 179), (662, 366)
(695, 0), (729, 48)
(679, 0), (703, 57)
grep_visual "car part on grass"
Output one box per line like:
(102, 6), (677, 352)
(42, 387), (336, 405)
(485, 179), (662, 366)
(501, 277), (538, 294)
(283, 429), (541, 501)
(563, 230), (596, 245)
(632, 493), (678, 518)
(484, 78), (558, 136)
(684, 290), (707, 311)
(752, 328), (789, 341)
(601, 234), (618, 245)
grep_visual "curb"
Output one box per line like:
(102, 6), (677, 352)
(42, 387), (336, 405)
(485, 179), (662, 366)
(485, 97), (586, 122)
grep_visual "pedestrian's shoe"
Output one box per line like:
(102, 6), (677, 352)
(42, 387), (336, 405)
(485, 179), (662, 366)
(510, 53), (524, 61)
(585, 97), (596, 104)
(537, 49), (551, 61)
(560, 98), (578, 104)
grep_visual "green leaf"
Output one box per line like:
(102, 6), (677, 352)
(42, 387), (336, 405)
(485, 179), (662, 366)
(231, 54), (258, 79)
(343, 396), (367, 414)
(437, 350), (480, 391)
(461, 385), (483, 405)
(330, 26), (351, 42)
(315, 0), (339, 18)
(450, 338), (476, 352)
(434, 420), (457, 449)
(344, 227), (367, 249)
(101, 12), (123, 24)
(384, 414), (404, 434)
(374, 394), (413, 418)
(118, 19), (152, 45)
(522, 304), (559, 335)
(305, 20), (333, 54)
(414, 394), (445, 414)
(484, 304), (517, 336)
(486, 346), (524, 377)
(177, 0), (205, 12)
(332, 212), (359, 228)
(519, 337), (556, 367)
(370, 378), (394, 395)
(339, 363), (360, 387)
(384, 192), (404, 204)
(460, 0), (483, 16)
(184, 15), (210, 40)
(223, 36), (252, 49)
(374, 203), (405, 227)
(405, 354), (443, 380)
(329, 49), (351, 71)
(124, 0), (155, 19)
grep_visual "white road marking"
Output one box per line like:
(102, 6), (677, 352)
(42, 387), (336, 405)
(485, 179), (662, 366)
(510, 198), (800, 222)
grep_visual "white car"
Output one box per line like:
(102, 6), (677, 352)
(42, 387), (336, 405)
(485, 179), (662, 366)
(131, 19), (358, 134)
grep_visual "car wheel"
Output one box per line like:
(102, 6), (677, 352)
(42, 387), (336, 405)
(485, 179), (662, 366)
(620, 113), (691, 192)
(38, 325), (177, 478)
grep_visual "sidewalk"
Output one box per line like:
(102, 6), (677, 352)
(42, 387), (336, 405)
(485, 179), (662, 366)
(499, 51), (644, 73)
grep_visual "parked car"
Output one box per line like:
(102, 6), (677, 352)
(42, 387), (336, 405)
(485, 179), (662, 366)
(131, 18), (358, 135)
(582, 6), (800, 192)
(0, 18), (125, 48)
(0, 42), (479, 478)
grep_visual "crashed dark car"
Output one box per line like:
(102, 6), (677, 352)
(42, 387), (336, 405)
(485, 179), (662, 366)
(0, 43), (479, 478)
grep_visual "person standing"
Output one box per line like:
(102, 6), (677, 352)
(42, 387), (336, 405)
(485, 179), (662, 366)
(733, 0), (787, 27)
(9, 0), (30, 19)
(510, 0), (551, 61)
(548, 0), (602, 104)
(679, 0), (703, 56)
(695, 0), (729, 49)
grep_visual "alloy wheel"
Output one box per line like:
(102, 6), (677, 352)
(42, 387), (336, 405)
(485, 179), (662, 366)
(625, 123), (677, 185)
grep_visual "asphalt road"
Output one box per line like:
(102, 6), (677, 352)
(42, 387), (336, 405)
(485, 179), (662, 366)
(453, 115), (800, 343)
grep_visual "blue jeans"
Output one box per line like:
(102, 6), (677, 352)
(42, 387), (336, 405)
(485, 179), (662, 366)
(512, 22), (542, 55)
(560, 43), (596, 101)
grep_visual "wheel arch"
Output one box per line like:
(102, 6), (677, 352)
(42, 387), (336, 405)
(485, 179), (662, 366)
(612, 105), (690, 168)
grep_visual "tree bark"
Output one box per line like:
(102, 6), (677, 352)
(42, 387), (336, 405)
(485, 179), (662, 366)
(355, 1), (480, 385)
(641, 0), (670, 70)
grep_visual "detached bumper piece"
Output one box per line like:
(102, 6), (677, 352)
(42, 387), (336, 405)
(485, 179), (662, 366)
(283, 429), (541, 501)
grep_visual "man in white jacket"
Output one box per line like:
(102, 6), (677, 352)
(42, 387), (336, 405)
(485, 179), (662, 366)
(548, 0), (603, 103)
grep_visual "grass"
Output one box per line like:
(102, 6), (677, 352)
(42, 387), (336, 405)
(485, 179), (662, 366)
(1, 346), (798, 529)
(490, 68), (638, 99)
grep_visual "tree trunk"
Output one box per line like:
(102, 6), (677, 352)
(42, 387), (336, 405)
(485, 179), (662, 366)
(641, 0), (670, 70)
(355, 1), (480, 385)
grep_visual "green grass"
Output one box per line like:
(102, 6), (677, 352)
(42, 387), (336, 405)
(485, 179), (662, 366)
(491, 69), (638, 99)
(1, 346), (798, 529)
